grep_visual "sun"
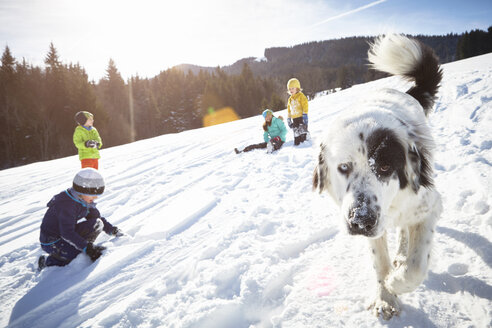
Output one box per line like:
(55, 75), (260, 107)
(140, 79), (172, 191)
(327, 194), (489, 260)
(61, 0), (220, 78)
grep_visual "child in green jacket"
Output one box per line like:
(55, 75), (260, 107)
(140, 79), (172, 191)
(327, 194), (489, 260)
(235, 109), (287, 154)
(73, 111), (103, 169)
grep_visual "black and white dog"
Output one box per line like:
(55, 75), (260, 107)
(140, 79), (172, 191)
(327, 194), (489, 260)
(313, 34), (442, 320)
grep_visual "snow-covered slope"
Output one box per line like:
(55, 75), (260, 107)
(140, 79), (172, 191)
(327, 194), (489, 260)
(1, 53), (491, 328)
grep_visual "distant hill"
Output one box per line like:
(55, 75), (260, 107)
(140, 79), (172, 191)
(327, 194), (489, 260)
(174, 64), (216, 75)
(175, 34), (461, 97)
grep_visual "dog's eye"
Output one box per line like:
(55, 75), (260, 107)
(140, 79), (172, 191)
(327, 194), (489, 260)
(379, 165), (391, 173)
(338, 163), (352, 175)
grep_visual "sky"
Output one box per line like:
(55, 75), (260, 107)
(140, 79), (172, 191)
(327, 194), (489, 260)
(0, 0), (491, 80)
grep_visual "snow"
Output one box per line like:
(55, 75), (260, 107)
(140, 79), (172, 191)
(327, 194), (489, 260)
(1, 53), (491, 328)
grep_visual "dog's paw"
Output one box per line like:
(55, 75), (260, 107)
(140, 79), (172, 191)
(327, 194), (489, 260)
(368, 292), (401, 320)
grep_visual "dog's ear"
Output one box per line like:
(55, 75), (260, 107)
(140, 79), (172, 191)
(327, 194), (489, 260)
(407, 143), (433, 193)
(312, 165), (321, 191)
(313, 143), (330, 193)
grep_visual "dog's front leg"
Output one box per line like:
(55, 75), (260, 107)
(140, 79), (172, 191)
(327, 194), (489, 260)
(386, 220), (436, 294)
(393, 227), (409, 267)
(367, 232), (401, 320)
(386, 192), (441, 295)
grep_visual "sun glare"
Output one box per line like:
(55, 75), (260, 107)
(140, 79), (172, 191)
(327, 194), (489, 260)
(58, 0), (220, 78)
(28, 0), (371, 79)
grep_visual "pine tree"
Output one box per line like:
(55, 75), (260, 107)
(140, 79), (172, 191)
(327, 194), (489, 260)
(97, 59), (130, 145)
(336, 66), (350, 89)
(44, 42), (61, 71)
(0, 46), (17, 167)
(42, 42), (72, 158)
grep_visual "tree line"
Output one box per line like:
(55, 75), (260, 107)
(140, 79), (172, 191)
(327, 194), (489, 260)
(1, 27), (490, 169)
(456, 26), (492, 60)
(0, 44), (284, 169)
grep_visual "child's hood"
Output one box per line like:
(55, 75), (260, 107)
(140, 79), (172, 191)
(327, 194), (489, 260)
(290, 91), (305, 100)
(46, 189), (95, 209)
(76, 125), (95, 132)
(47, 190), (70, 208)
(272, 116), (284, 126)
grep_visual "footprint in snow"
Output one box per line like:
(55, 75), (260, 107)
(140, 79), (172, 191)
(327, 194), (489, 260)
(447, 263), (468, 276)
(258, 221), (279, 236)
(252, 205), (272, 216)
(456, 84), (468, 98)
(473, 200), (490, 215)
(479, 140), (492, 150)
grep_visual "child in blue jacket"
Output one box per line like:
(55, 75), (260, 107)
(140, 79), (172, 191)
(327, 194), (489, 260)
(38, 168), (123, 270)
(235, 109), (287, 154)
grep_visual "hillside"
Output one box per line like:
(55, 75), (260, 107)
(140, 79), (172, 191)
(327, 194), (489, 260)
(176, 34), (462, 95)
(0, 53), (491, 328)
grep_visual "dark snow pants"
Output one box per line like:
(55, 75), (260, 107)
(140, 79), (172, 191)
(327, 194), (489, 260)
(241, 138), (283, 153)
(292, 117), (308, 145)
(40, 218), (103, 267)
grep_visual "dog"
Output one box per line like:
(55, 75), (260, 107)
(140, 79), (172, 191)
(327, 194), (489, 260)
(312, 34), (443, 320)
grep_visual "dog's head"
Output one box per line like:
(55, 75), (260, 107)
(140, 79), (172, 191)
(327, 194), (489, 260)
(313, 114), (433, 238)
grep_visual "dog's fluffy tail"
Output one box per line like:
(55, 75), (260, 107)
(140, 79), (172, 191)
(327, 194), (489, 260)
(368, 34), (442, 116)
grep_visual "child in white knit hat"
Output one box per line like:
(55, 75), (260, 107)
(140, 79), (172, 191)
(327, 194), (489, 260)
(38, 168), (123, 271)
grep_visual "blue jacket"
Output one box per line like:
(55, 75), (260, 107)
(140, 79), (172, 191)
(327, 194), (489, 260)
(39, 189), (114, 250)
(263, 116), (287, 143)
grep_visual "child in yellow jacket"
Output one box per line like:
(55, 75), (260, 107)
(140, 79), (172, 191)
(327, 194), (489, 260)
(73, 111), (102, 169)
(287, 78), (310, 145)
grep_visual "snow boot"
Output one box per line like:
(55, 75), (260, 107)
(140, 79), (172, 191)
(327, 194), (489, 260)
(293, 126), (301, 138)
(38, 255), (46, 272)
(234, 148), (241, 154)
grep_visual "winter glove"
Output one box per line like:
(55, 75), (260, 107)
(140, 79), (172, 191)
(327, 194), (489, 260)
(271, 136), (281, 143)
(85, 140), (98, 148)
(268, 136), (283, 154)
(287, 118), (293, 128)
(302, 114), (308, 125)
(85, 242), (106, 262)
(110, 226), (125, 237)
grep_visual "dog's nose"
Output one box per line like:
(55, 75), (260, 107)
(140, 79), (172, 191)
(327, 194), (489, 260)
(347, 194), (377, 235)
(348, 208), (377, 235)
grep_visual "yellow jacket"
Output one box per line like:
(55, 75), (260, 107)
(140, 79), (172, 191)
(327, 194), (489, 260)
(287, 92), (308, 119)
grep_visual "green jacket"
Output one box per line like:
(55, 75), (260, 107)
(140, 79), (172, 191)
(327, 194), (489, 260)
(73, 126), (102, 160)
(263, 116), (287, 143)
